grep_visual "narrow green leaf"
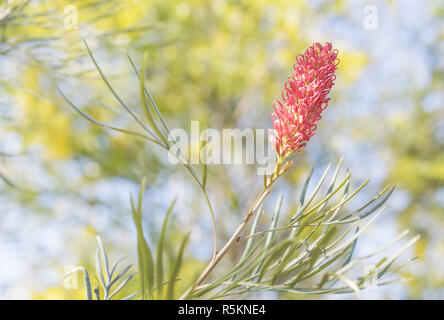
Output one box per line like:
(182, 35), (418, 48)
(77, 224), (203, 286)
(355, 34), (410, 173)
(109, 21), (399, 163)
(156, 199), (176, 299)
(127, 53), (171, 135)
(122, 291), (139, 300)
(299, 168), (314, 208)
(312, 158), (343, 219)
(339, 185), (395, 222)
(167, 232), (190, 300)
(237, 206), (264, 267)
(95, 248), (107, 292)
(109, 264), (132, 288)
(199, 141), (208, 189)
(83, 39), (159, 141)
(57, 87), (164, 147)
(267, 194), (283, 245)
(139, 51), (169, 147)
(293, 164), (331, 221)
(257, 240), (293, 282)
(109, 256), (127, 280)
(107, 273), (135, 300)
(254, 195), (283, 275)
(130, 178), (155, 300)
(96, 236), (110, 281)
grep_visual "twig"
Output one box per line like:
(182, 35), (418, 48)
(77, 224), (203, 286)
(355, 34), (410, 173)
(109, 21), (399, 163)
(179, 159), (292, 300)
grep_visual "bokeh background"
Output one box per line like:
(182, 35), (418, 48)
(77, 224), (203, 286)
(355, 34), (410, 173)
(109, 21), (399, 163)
(0, 0), (442, 299)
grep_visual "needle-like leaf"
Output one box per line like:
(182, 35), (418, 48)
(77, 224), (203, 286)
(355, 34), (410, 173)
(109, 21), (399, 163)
(156, 199), (176, 299)
(167, 232), (190, 300)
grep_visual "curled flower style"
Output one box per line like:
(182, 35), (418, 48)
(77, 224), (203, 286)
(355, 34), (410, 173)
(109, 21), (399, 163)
(270, 42), (339, 159)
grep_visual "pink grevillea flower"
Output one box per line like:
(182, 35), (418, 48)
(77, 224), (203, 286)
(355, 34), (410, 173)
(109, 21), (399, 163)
(270, 42), (339, 158)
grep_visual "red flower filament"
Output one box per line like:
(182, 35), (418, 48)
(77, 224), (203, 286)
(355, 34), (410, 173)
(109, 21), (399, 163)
(271, 42), (339, 158)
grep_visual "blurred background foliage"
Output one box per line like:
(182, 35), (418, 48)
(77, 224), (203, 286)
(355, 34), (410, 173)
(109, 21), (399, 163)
(0, 0), (442, 299)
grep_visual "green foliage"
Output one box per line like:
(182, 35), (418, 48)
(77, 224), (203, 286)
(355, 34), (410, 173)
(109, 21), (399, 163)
(186, 161), (419, 299)
(60, 41), (219, 259)
(156, 198), (176, 299)
(130, 177), (155, 300)
(129, 178), (190, 300)
(67, 161), (418, 300)
(65, 236), (136, 300)
(167, 232), (190, 300)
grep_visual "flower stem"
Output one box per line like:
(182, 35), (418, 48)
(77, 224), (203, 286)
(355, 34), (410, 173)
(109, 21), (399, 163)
(179, 160), (290, 300)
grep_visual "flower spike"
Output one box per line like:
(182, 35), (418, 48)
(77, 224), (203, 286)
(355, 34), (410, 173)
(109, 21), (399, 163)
(270, 42), (339, 159)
